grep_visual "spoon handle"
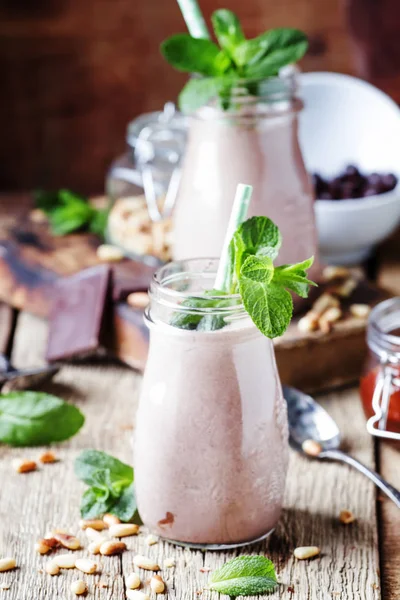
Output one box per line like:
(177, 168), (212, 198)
(321, 449), (400, 508)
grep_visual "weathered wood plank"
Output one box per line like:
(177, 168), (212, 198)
(378, 442), (400, 599)
(0, 313), (382, 599)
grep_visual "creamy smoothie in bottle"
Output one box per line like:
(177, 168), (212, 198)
(134, 209), (315, 547)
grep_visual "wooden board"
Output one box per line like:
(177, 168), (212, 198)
(0, 310), (384, 599)
(0, 194), (390, 392)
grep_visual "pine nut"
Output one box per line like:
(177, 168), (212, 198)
(97, 244), (124, 262)
(0, 558), (16, 572)
(79, 519), (106, 531)
(39, 451), (58, 464)
(126, 591), (149, 600)
(302, 439), (322, 457)
(53, 532), (80, 550)
(339, 509), (356, 524)
(126, 572), (141, 590)
(350, 304), (371, 319)
(76, 558), (97, 575)
(312, 293), (339, 317)
(164, 557), (176, 568)
(297, 312), (318, 333)
(322, 266), (350, 281)
(13, 459), (37, 473)
(71, 579), (88, 596)
(35, 539), (56, 555)
(85, 527), (104, 542)
(45, 561), (60, 576)
(293, 546), (320, 560)
(53, 553), (76, 569)
(133, 555), (160, 571)
(109, 523), (139, 538)
(99, 541), (126, 556)
(145, 534), (158, 546)
(335, 277), (357, 298)
(88, 541), (102, 555)
(151, 575), (165, 594)
(319, 306), (342, 334)
(29, 208), (48, 224)
(103, 514), (121, 527)
(127, 292), (149, 310)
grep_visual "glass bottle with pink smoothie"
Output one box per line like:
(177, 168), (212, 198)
(172, 70), (319, 279)
(134, 258), (289, 548)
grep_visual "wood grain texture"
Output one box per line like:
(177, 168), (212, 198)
(1, 0), (400, 192)
(0, 312), (383, 598)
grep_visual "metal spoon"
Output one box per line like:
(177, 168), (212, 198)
(284, 385), (400, 508)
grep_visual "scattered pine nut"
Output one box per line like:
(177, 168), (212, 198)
(133, 555), (160, 571)
(127, 591), (149, 600)
(0, 558), (16, 572)
(322, 266), (350, 281)
(0, 583), (10, 590)
(29, 208), (48, 224)
(76, 558), (97, 575)
(294, 546), (320, 560)
(79, 519), (106, 531)
(13, 459), (37, 474)
(53, 532), (80, 550)
(318, 306), (342, 334)
(126, 572), (141, 590)
(302, 439), (322, 457)
(109, 523), (139, 538)
(88, 540), (102, 555)
(84, 527), (104, 542)
(150, 575), (165, 594)
(39, 451), (58, 464)
(335, 277), (357, 298)
(97, 244), (124, 262)
(297, 313), (318, 333)
(53, 554), (76, 569)
(71, 579), (88, 596)
(350, 304), (371, 319)
(99, 541), (126, 556)
(127, 292), (150, 310)
(339, 509), (356, 524)
(103, 514), (121, 527)
(312, 293), (339, 317)
(164, 557), (176, 568)
(35, 539), (56, 555)
(145, 534), (158, 546)
(45, 561), (60, 576)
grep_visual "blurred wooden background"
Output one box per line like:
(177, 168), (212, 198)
(1, 0), (400, 194)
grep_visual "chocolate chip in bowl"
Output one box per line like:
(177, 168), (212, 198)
(312, 165), (398, 201)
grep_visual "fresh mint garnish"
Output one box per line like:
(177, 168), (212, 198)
(0, 391), (84, 446)
(161, 9), (308, 112)
(209, 555), (278, 596)
(169, 216), (316, 337)
(75, 450), (138, 522)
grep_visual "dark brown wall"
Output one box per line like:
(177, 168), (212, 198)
(1, 0), (400, 194)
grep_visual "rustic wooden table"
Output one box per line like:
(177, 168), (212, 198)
(0, 305), (399, 600)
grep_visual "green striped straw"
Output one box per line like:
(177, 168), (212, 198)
(176, 0), (210, 39)
(214, 184), (253, 292)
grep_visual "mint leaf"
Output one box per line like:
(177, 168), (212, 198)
(209, 555), (278, 597)
(75, 450), (136, 522)
(240, 255), (274, 283)
(0, 392), (84, 446)
(170, 291), (231, 331)
(211, 10), (245, 58)
(230, 216), (282, 285)
(273, 257), (316, 298)
(234, 28), (308, 72)
(179, 76), (233, 113)
(161, 34), (231, 76)
(239, 270), (293, 338)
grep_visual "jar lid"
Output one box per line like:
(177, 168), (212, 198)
(127, 102), (187, 148)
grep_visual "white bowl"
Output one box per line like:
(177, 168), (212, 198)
(299, 72), (400, 264)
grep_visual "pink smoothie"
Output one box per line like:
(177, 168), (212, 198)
(134, 317), (289, 545)
(172, 104), (319, 279)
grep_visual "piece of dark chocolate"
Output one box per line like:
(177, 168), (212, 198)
(46, 264), (112, 362)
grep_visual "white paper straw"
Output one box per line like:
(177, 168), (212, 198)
(176, 0), (211, 39)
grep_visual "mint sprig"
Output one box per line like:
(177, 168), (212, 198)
(209, 555), (278, 596)
(161, 9), (308, 113)
(75, 450), (138, 522)
(169, 216), (316, 338)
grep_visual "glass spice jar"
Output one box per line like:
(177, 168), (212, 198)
(360, 297), (400, 438)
